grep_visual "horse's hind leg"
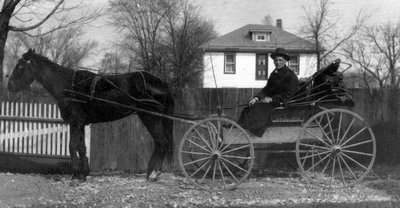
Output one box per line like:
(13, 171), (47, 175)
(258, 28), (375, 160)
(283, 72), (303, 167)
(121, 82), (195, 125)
(69, 125), (84, 182)
(77, 126), (90, 180)
(139, 115), (166, 181)
(147, 143), (165, 181)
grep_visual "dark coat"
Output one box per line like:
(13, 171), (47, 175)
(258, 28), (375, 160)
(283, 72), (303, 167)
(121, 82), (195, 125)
(255, 65), (299, 106)
(238, 65), (299, 137)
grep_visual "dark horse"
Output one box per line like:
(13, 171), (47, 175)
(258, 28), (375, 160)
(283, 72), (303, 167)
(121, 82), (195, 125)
(8, 49), (175, 183)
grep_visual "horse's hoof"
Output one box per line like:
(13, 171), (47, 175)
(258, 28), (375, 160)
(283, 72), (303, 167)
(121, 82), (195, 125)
(147, 170), (162, 182)
(69, 179), (83, 187)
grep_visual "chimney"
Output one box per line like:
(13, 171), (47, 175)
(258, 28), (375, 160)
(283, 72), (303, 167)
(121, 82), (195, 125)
(276, 19), (282, 29)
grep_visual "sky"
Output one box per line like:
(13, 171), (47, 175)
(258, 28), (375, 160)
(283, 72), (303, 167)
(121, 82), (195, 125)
(60, 0), (400, 67)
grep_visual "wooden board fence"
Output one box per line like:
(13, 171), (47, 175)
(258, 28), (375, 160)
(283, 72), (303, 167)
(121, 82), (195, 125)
(0, 101), (70, 157)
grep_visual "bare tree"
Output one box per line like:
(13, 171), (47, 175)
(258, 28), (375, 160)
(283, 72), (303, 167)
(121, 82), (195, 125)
(343, 21), (400, 90)
(109, 0), (172, 74)
(300, 0), (367, 70)
(108, 0), (216, 89)
(164, 0), (216, 88)
(99, 52), (128, 74)
(262, 14), (273, 25)
(0, 0), (101, 86)
(4, 26), (98, 87)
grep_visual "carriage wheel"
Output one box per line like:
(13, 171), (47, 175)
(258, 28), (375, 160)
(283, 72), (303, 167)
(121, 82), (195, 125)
(296, 109), (376, 188)
(179, 117), (254, 191)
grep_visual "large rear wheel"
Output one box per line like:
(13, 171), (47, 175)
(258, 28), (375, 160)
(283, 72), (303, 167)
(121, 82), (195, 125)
(296, 109), (376, 188)
(178, 117), (254, 191)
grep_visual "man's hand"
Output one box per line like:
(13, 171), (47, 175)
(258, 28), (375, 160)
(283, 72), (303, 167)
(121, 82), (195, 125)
(248, 97), (259, 106)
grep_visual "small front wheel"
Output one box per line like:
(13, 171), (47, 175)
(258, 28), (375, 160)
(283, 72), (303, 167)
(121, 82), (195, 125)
(178, 117), (254, 191)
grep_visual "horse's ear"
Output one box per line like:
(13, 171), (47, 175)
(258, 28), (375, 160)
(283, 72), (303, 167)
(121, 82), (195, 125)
(32, 48), (35, 54)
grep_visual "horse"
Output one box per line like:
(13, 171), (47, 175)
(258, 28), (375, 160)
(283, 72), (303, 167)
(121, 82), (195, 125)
(7, 49), (175, 183)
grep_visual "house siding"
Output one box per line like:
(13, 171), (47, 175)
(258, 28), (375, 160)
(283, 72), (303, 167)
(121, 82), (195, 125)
(203, 52), (317, 88)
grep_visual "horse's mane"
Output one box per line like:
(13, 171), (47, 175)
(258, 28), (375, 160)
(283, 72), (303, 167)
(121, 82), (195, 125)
(30, 52), (74, 72)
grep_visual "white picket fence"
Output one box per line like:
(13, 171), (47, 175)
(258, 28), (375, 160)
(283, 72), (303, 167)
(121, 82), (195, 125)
(0, 101), (70, 157)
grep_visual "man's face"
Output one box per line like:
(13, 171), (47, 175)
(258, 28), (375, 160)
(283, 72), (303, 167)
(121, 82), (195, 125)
(273, 56), (287, 69)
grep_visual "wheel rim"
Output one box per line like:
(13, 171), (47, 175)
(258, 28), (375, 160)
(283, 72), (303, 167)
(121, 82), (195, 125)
(179, 117), (254, 191)
(296, 109), (376, 188)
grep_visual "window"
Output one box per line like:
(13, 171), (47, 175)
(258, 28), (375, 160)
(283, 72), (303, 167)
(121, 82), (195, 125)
(224, 53), (236, 74)
(256, 54), (268, 80)
(252, 32), (271, 42)
(289, 55), (299, 75)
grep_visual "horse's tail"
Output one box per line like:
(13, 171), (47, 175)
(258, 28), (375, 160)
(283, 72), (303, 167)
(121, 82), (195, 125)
(163, 92), (175, 163)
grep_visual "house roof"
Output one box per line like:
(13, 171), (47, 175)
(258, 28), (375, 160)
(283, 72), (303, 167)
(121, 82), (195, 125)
(201, 24), (316, 53)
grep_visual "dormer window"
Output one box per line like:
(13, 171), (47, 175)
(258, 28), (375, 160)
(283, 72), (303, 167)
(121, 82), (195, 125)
(252, 32), (270, 42)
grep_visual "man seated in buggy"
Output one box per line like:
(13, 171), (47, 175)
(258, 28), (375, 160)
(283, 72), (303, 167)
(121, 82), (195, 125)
(237, 47), (299, 137)
(238, 48), (354, 137)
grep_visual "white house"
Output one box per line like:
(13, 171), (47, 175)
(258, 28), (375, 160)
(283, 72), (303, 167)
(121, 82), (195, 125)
(201, 20), (318, 88)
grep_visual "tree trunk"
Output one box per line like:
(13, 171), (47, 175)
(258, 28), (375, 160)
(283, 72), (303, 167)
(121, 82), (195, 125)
(0, 29), (8, 88)
(0, 2), (14, 87)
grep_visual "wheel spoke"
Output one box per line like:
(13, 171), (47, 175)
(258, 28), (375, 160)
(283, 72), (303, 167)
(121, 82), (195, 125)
(221, 154), (251, 160)
(199, 160), (213, 181)
(219, 131), (245, 152)
(193, 128), (213, 151)
(338, 153), (357, 180)
(338, 118), (355, 146)
(340, 151), (368, 170)
(320, 155), (333, 175)
(305, 153), (331, 173)
(299, 149), (330, 160)
(336, 112), (343, 145)
(212, 160), (217, 186)
(341, 149), (374, 157)
(206, 122), (216, 149)
(219, 158), (239, 183)
(187, 137), (212, 153)
(301, 150), (311, 167)
(181, 150), (211, 156)
(299, 142), (331, 151)
(221, 144), (250, 155)
(326, 113), (336, 145)
(340, 127), (367, 147)
(217, 160), (227, 189)
(184, 155), (211, 167)
(220, 156), (247, 173)
(330, 155), (337, 184)
(304, 129), (332, 147)
(341, 139), (374, 150)
(315, 119), (334, 146)
(189, 157), (212, 177)
(337, 154), (346, 185)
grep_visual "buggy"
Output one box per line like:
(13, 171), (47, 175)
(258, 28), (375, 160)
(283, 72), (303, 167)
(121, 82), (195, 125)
(178, 59), (376, 191)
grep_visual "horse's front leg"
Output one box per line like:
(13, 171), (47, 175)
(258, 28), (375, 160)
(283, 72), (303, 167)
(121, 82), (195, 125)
(69, 125), (85, 185)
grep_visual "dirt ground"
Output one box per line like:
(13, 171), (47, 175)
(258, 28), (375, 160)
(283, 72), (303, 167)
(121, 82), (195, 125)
(0, 164), (400, 208)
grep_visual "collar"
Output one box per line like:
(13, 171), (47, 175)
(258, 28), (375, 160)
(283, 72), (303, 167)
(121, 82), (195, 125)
(275, 65), (289, 73)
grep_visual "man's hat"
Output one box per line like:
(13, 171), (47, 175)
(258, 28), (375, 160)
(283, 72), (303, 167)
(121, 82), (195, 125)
(270, 48), (290, 61)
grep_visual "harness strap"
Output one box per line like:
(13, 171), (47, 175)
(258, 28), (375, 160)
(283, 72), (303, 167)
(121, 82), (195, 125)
(90, 75), (102, 101)
(137, 71), (147, 91)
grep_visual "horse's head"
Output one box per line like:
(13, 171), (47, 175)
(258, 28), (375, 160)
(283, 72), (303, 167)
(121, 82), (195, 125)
(8, 49), (39, 92)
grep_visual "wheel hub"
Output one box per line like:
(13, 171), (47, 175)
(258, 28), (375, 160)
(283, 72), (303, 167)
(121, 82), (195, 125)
(211, 151), (221, 161)
(331, 145), (341, 156)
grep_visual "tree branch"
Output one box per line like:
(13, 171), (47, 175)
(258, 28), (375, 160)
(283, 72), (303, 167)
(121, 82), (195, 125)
(9, 0), (64, 32)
